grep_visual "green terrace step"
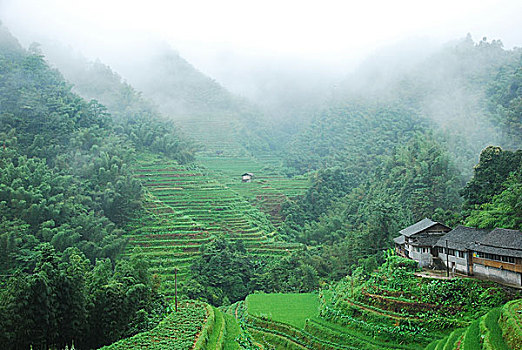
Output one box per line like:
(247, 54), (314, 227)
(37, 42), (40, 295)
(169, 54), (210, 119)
(305, 318), (417, 350)
(130, 241), (210, 248)
(124, 250), (201, 259)
(127, 245), (201, 252)
(434, 328), (464, 350)
(147, 257), (194, 264)
(481, 308), (510, 350)
(129, 235), (212, 242)
(128, 158), (301, 296)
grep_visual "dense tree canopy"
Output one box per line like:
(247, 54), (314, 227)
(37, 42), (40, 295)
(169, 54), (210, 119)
(1, 22), (521, 349)
(0, 245), (166, 350)
(0, 24), (178, 349)
(460, 146), (522, 210)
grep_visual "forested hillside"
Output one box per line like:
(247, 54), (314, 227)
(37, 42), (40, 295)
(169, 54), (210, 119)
(276, 36), (522, 274)
(0, 19), (521, 350)
(0, 24), (195, 349)
(41, 44), (278, 157)
(123, 48), (281, 156)
(284, 36), (521, 174)
(331, 35), (521, 170)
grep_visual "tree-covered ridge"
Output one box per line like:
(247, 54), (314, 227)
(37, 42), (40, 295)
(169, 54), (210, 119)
(0, 45), (109, 161)
(0, 24), (188, 349)
(0, 245), (166, 350)
(0, 27), (141, 269)
(42, 47), (196, 163)
(0, 148), (129, 271)
(486, 55), (522, 149)
(462, 146), (522, 230)
(283, 102), (426, 175)
(326, 36), (521, 176)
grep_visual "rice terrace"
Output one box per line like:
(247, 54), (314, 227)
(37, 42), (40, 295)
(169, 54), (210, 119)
(0, 2), (521, 349)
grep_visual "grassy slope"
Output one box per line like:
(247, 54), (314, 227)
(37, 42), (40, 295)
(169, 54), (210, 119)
(426, 299), (522, 350)
(246, 293), (320, 329)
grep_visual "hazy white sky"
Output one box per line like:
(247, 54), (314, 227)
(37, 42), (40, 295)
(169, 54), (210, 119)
(1, 0), (521, 84)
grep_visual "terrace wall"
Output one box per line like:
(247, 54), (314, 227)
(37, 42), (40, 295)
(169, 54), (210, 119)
(473, 263), (522, 286)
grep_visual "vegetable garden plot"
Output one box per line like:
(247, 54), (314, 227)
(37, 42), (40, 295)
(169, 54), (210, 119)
(99, 302), (207, 350)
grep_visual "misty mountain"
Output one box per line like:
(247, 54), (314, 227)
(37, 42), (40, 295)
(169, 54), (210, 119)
(277, 35), (521, 246)
(286, 35), (521, 180)
(200, 53), (337, 134)
(121, 47), (245, 117)
(333, 35), (520, 166)
(40, 42), (278, 157)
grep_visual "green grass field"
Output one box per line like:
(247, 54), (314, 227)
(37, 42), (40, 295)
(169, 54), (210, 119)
(246, 293), (320, 329)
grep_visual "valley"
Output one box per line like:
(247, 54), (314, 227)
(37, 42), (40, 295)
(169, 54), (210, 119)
(0, 16), (521, 350)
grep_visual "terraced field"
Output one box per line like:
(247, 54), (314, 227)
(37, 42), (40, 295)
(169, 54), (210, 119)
(126, 156), (301, 297)
(225, 293), (421, 350)
(222, 255), (521, 350)
(425, 299), (522, 349)
(99, 302), (208, 350)
(174, 114), (251, 157)
(226, 293), (522, 350)
(100, 301), (260, 350)
(199, 156), (309, 226)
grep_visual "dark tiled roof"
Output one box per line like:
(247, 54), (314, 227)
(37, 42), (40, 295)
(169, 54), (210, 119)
(399, 218), (436, 237)
(435, 225), (490, 250)
(473, 244), (522, 258)
(474, 228), (522, 258)
(393, 235), (405, 245)
(479, 228), (522, 251)
(413, 235), (443, 247)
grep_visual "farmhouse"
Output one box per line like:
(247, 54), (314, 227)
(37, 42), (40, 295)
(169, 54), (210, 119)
(393, 222), (522, 286)
(435, 227), (522, 286)
(434, 226), (490, 275)
(242, 172), (254, 182)
(471, 228), (522, 286)
(393, 218), (451, 267)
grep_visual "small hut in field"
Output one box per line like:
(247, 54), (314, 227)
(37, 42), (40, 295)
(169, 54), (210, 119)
(241, 172), (254, 182)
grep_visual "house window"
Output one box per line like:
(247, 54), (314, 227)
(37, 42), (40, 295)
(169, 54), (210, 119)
(448, 249), (455, 256)
(423, 247), (430, 253)
(438, 247), (444, 254)
(476, 252), (515, 263)
(501, 256), (515, 264)
(457, 251), (465, 258)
